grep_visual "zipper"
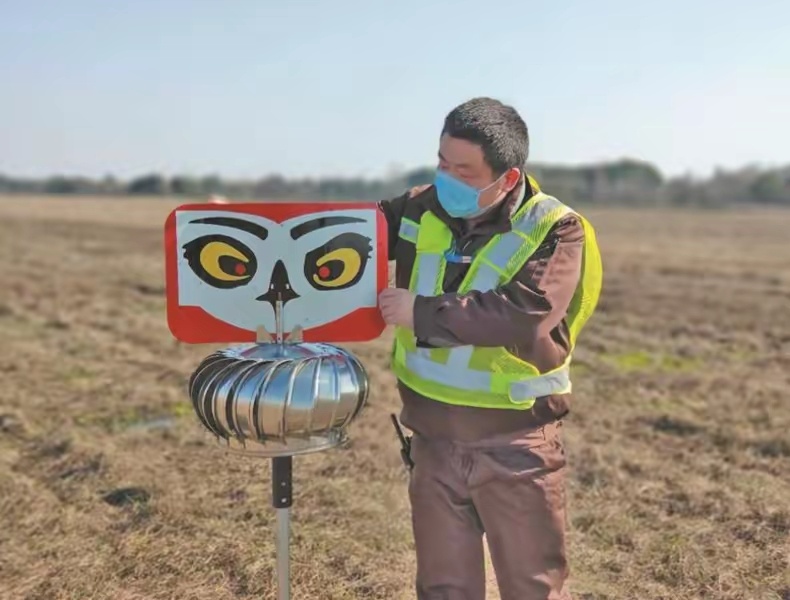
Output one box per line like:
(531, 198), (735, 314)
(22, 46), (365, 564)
(447, 237), (474, 264)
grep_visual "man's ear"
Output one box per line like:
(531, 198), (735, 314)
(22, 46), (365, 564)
(504, 168), (521, 191)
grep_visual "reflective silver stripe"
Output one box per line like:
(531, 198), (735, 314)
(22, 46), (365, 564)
(512, 194), (568, 236)
(405, 350), (491, 391)
(414, 253), (442, 296)
(508, 365), (571, 403)
(399, 218), (419, 242)
(467, 194), (569, 291)
(405, 350), (572, 400)
(468, 263), (500, 293)
(483, 231), (526, 273)
(446, 345), (473, 370)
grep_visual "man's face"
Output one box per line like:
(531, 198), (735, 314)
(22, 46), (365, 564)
(437, 133), (520, 212)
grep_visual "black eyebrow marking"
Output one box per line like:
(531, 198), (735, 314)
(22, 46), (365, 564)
(189, 217), (268, 240)
(290, 216), (366, 240)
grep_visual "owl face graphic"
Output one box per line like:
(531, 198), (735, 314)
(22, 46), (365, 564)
(165, 202), (387, 344)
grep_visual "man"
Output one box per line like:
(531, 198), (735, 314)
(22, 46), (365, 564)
(377, 97), (603, 600)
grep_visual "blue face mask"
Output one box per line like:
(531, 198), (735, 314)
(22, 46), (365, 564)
(433, 169), (505, 219)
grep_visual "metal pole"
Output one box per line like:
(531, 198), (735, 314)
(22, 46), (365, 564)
(272, 293), (292, 599)
(272, 456), (292, 600)
(275, 296), (284, 347)
(276, 507), (290, 600)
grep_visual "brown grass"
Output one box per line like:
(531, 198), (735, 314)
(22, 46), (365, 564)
(0, 196), (788, 600)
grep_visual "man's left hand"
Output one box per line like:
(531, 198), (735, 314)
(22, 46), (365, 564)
(378, 288), (416, 330)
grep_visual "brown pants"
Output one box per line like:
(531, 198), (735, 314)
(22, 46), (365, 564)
(408, 421), (571, 600)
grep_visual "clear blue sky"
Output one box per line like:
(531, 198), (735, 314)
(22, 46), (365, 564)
(1, 0), (788, 181)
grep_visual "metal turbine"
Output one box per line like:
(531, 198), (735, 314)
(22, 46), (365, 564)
(187, 297), (370, 599)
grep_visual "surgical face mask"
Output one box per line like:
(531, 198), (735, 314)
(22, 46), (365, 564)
(433, 169), (506, 219)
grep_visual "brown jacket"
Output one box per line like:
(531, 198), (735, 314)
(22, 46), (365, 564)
(377, 176), (585, 443)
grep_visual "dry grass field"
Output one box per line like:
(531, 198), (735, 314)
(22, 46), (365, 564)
(0, 196), (788, 600)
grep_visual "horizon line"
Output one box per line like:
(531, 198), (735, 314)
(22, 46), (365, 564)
(2, 157), (788, 183)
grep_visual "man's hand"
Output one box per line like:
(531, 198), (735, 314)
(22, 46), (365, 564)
(378, 288), (416, 329)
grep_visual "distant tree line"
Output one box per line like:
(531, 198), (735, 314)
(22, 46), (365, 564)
(1, 159), (789, 207)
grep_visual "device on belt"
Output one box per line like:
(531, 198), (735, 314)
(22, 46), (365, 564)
(390, 414), (414, 470)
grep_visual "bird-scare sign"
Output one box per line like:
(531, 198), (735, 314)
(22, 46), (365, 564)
(164, 201), (388, 343)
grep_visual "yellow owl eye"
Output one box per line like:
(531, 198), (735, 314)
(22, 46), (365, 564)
(312, 248), (362, 288)
(304, 233), (371, 292)
(183, 235), (258, 289)
(200, 241), (251, 281)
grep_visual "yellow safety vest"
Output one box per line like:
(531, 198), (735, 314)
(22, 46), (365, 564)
(391, 183), (603, 410)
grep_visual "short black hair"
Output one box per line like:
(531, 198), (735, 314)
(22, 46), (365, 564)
(441, 97), (529, 177)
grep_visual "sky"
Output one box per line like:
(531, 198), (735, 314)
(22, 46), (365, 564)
(1, 0), (788, 181)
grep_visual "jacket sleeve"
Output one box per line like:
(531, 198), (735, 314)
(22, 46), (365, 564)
(376, 192), (409, 261)
(377, 185), (433, 261)
(412, 215), (584, 349)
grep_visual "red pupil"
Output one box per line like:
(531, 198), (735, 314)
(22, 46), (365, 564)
(234, 262), (247, 275)
(318, 266), (331, 279)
